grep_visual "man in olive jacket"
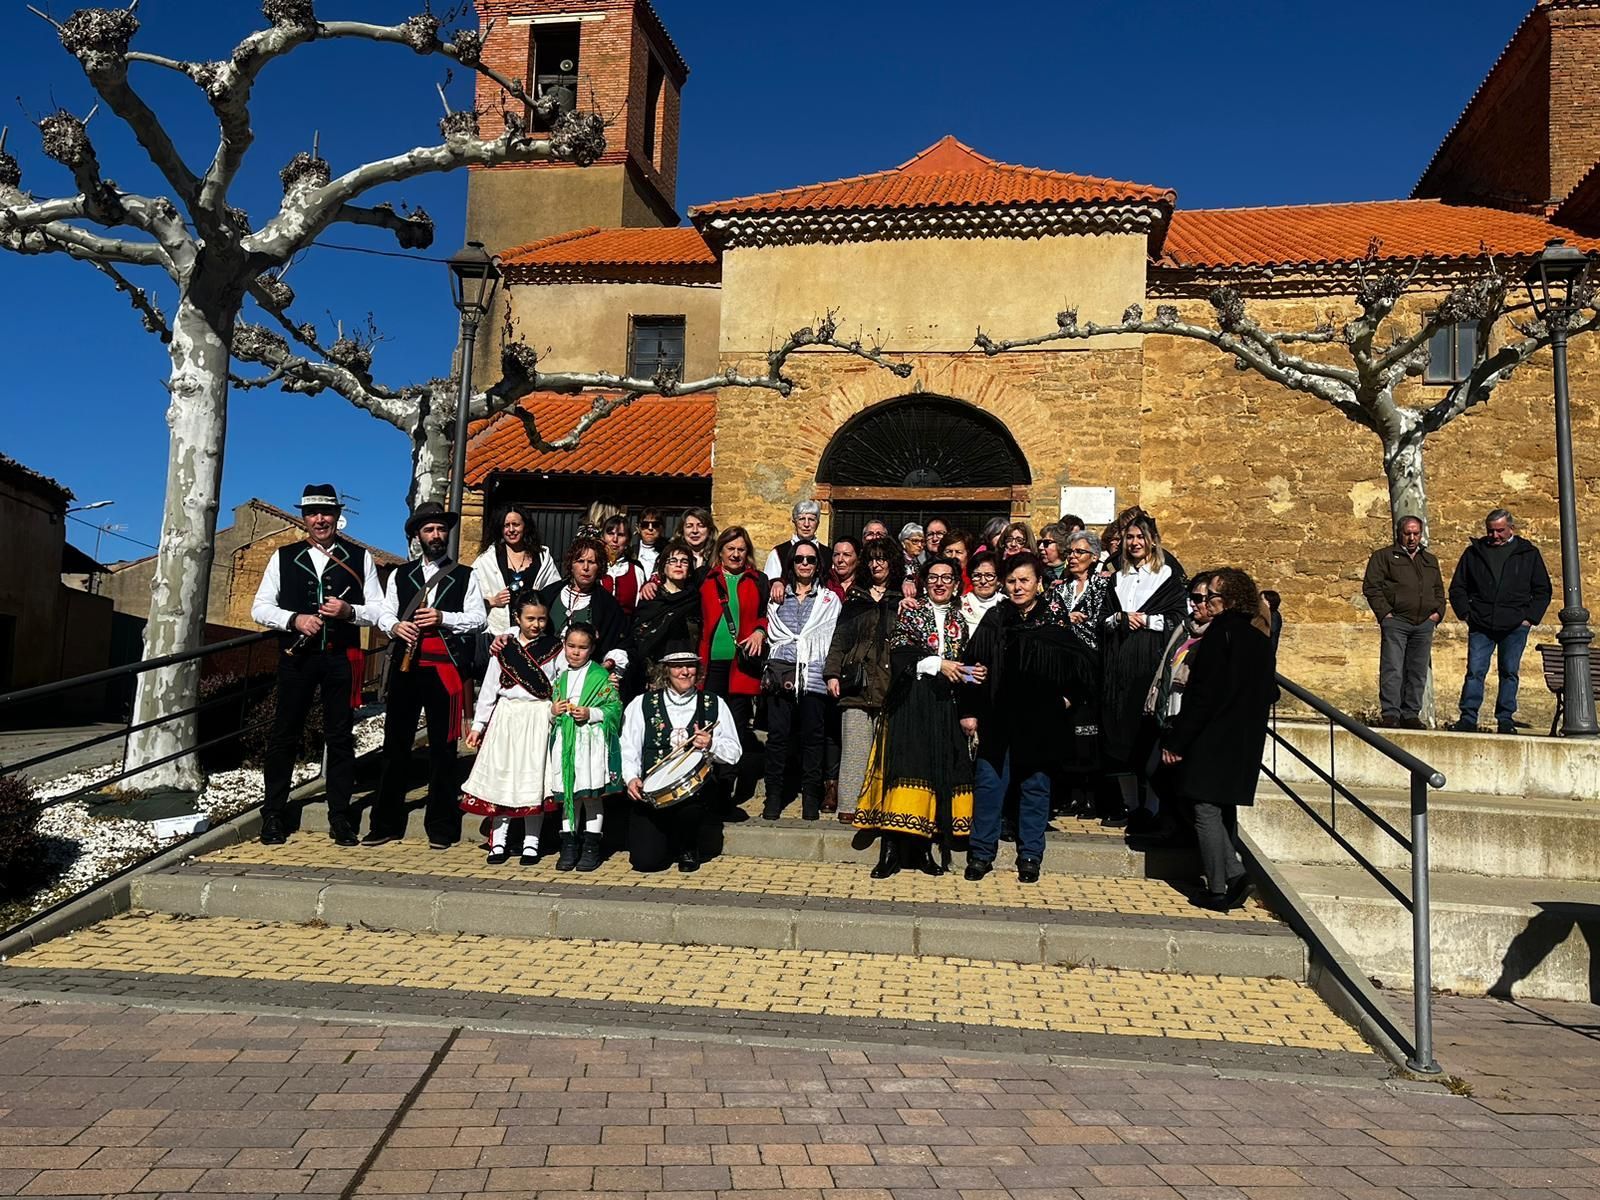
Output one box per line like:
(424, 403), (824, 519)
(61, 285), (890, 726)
(1447, 508), (1552, 734)
(1362, 516), (1445, 729)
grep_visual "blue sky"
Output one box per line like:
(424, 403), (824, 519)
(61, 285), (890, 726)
(0, 0), (1532, 559)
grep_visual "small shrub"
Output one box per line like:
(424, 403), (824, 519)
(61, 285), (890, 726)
(196, 671), (273, 771)
(0, 773), (43, 898)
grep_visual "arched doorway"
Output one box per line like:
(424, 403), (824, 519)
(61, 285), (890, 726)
(816, 395), (1031, 541)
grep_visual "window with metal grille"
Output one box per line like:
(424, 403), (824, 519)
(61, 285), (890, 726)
(1424, 321), (1478, 384)
(817, 395), (1031, 488)
(629, 316), (685, 379)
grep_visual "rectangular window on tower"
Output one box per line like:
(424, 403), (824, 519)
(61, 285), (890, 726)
(629, 316), (686, 379)
(643, 54), (664, 167)
(1423, 320), (1478, 385)
(531, 22), (580, 124)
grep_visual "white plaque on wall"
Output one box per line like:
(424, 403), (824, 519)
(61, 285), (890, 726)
(1059, 487), (1117, 525)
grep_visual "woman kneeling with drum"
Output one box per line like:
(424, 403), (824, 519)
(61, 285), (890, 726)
(621, 643), (743, 873)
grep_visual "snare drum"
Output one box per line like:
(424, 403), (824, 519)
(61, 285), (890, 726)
(641, 747), (711, 809)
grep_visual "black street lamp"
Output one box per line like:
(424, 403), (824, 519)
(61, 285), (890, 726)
(446, 240), (501, 558)
(1524, 238), (1598, 738)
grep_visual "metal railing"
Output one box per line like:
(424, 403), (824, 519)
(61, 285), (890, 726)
(1262, 674), (1446, 1074)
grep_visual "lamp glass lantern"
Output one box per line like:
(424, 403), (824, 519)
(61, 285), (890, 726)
(447, 240), (501, 323)
(1522, 238), (1592, 324)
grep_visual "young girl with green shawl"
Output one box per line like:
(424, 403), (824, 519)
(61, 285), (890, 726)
(545, 623), (623, 871)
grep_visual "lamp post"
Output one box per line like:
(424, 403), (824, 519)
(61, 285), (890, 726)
(446, 240), (501, 559)
(1524, 238), (1598, 738)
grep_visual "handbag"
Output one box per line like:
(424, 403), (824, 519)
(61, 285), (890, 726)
(714, 571), (768, 675)
(761, 659), (799, 696)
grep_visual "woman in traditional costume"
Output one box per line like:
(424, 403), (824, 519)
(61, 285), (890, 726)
(546, 623), (624, 872)
(621, 644), (744, 873)
(854, 558), (978, 878)
(961, 553), (1095, 882)
(1100, 514), (1188, 830)
(461, 595), (559, 866)
(538, 534), (632, 688)
(471, 505), (559, 653)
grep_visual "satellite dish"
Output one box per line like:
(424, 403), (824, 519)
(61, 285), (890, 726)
(337, 515), (348, 531)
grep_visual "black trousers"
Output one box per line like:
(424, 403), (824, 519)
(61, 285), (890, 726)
(372, 667), (460, 844)
(764, 689), (827, 813)
(264, 650), (355, 838)
(628, 796), (710, 871)
(704, 660), (759, 808)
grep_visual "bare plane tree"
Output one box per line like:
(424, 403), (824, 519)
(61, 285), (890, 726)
(0, 2), (608, 789)
(975, 248), (1599, 530)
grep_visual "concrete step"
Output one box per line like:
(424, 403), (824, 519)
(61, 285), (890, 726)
(129, 839), (1306, 982)
(1278, 860), (1600, 1002)
(291, 797), (1203, 880)
(1266, 718), (1596, 803)
(1244, 785), (1600, 882)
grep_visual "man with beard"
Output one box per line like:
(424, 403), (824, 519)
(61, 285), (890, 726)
(368, 503), (487, 848)
(250, 483), (384, 847)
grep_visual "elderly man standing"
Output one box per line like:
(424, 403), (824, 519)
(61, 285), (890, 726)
(764, 499), (822, 604)
(251, 484), (383, 846)
(1448, 508), (1552, 734)
(1362, 516), (1446, 729)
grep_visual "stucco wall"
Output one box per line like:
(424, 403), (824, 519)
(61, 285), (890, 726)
(717, 232), (1148, 354)
(499, 279), (722, 379)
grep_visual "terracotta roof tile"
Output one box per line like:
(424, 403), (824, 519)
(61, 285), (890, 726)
(466, 394), (714, 485)
(688, 135), (1174, 219)
(1160, 199), (1596, 270)
(499, 225), (716, 268)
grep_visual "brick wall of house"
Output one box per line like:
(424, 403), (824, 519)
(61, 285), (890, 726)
(1549, 4), (1600, 203)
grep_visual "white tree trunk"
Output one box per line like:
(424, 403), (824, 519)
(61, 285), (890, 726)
(124, 297), (231, 791)
(1381, 423), (1429, 534)
(407, 414), (451, 512)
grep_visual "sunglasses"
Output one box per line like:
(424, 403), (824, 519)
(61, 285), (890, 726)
(639, 520), (661, 530)
(793, 556), (819, 564)
(1037, 538), (1055, 547)
(1189, 593), (1209, 604)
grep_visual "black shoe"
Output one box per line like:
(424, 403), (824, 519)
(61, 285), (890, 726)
(870, 837), (902, 880)
(519, 849), (540, 867)
(486, 849), (509, 866)
(575, 832), (604, 872)
(1017, 859), (1041, 884)
(1100, 815), (1128, 829)
(555, 833), (579, 872)
(1448, 719), (1478, 733)
(331, 833), (359, 848)
(1399, 715), (1427, 730)
(724, 807), (750, 823)
(1376, 714), (1399, 729)
(761, 804), (782, 821)
(360, 832), (396, 847)
(1497, 722), (1517, 735)
(1190, 892), (1230, 912)
(260, 824), (287, 846)
(964, 858), (993, 882)
(428, 841), (451, 852)
(677, 850), (700, 873)
(1222, 873), (1253, 909)
(913, 844), (945, 876)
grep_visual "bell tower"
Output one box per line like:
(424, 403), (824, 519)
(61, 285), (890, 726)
(467, 0), (688, 255)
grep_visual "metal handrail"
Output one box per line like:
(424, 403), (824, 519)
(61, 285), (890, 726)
(0, 630), (276, 708)
(1266, 672), (1445, 1075)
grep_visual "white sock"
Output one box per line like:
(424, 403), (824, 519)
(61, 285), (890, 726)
(489, 817), (508, 852)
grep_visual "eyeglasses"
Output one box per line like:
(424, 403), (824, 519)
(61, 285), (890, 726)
(639, 521), (661, 530)
(926, 573), (956, 585)
(665, 556), (691, 567)
(970, 572), (997, 582)
(1004, 536), (1026, 545)
(1067, 548), (1093, 556)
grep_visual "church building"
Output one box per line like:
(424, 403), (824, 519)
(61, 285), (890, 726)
(461, 0), (1600, 720)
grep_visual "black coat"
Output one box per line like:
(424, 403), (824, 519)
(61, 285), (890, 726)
(1163, 609), (1277, 808)
(1448, 537), (1552, 635)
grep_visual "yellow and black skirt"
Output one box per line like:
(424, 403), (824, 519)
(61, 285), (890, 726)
(853, 668), (973, 842)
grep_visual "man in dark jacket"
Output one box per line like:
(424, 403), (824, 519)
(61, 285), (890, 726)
(1447, 508), (1552, 734)
(1362, 516), (1445, 729)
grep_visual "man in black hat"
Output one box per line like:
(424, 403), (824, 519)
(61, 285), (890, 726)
(368, 502), (487, 848)
(251, 484), (384, 846)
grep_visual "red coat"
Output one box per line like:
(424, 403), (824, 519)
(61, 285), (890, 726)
(699, 567), (769, 695)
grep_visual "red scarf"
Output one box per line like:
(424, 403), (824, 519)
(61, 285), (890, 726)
(415, 633), (465, 738)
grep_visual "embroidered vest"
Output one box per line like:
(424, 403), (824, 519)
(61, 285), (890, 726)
(274, 540), (369, 652)
(642, 689), (712, 773)
(394, 559), (474, 665)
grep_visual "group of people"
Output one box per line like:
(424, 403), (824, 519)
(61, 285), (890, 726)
(251, 487), (1281, 909)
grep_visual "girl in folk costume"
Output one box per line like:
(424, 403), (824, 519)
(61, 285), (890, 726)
(1099, 513), (1188, 829)
(855, 558), (979, 878)
(601, 514), (648, 616)
(461, 596), (560, 866)
(546, 623), (624, 872)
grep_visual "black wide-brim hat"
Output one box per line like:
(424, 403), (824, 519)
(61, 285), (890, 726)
(405, 501), (460, 541)
(296, 483), (342, 511)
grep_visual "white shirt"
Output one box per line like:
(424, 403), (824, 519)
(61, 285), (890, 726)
(472, 638), (554, 731)
(636, 542), (661, 577)
(1114, 562), (1173, 633)
(251, 541), (383, 632)
(469, 546), (559, 637)
(553, 585), (631, 672)
(762, 535), (804, 580)
(960, 591), (1001, 636)
(620, 689), (743, 783)
(917, 601), (955, 676)
(378, 559), (488, 636)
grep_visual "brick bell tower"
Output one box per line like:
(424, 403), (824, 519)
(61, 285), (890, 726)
(467, 0), (688, 256)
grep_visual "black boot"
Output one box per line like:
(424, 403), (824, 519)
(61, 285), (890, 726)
(575, 831), (604, 872)
(870, 835), (902, 879)
(555, 832), (579, 872)
(911, 839), (946, 876)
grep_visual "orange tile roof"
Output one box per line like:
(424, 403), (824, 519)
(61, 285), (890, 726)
(466, 394), (714, 485)
(499, 226), (716, 269)
(1160, 199), (1595, 270)
(689, 136), (1174, 218)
